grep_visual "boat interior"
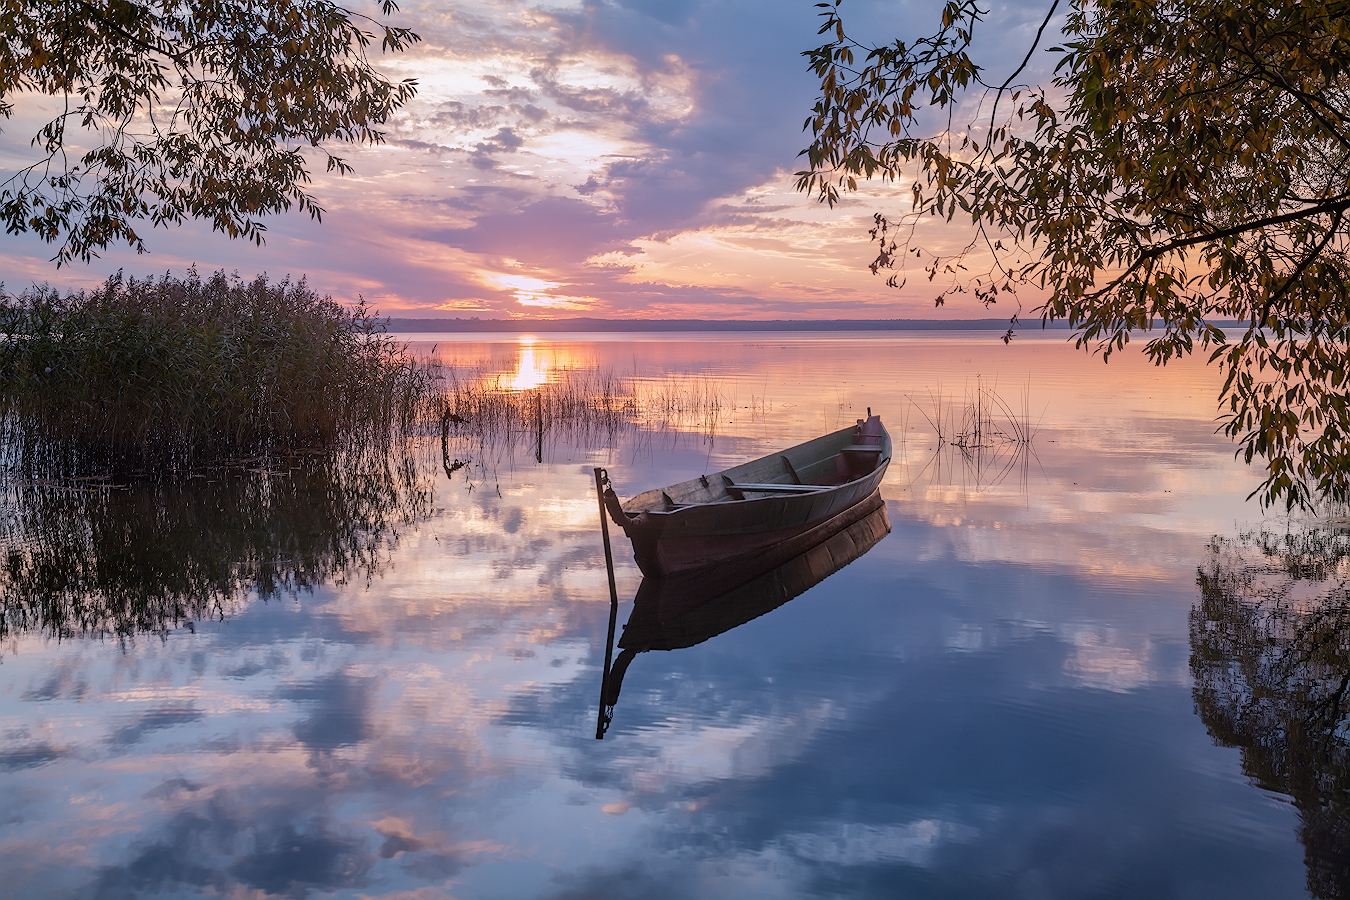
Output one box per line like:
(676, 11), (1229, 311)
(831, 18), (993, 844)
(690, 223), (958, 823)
(621, 414), (888, 512)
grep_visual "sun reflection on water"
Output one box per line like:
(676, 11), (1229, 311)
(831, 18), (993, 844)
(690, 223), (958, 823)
(508, 337), (550, 391)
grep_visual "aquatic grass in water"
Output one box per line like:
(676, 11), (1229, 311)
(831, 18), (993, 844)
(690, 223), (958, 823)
(0, 358), (734, 640)
(432, 365), (1042, 495)
(0, 269), (439, 472)
(431, 366), (732, 475)
(0, 336), (736, 637)
(900, 378), (1043, 494)
(436, 367), (733, 434)
(912, 377), (1040, 450)
(435, 366), (638, 437)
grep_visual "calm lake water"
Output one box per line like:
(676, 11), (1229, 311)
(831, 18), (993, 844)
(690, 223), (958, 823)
(1, 331), (1338, 898)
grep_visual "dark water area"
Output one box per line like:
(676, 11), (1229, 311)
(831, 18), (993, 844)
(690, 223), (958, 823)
(0, 332), (1336, 898)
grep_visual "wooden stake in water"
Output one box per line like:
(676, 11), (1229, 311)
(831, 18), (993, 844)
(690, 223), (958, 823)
(534, 391), (544, 464)
(594, 467), (621, 739)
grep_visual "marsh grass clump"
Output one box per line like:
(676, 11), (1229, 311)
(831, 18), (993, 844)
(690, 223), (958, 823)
(0, 268), (437, 472)
(915, 378), (1039, 450)
(903, 379), (1042, 493)
(430, 365), (733, 466)
(434, 366), (639, 440)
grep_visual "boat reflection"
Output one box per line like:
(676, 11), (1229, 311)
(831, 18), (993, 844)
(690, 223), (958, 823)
(597, 491), (890, 737)
(1191, 521), (1350, 899)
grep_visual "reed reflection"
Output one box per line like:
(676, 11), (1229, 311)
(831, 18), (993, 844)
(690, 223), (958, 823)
(0, 453), (430, 643)
(1191, 521), (1350, 898)
(597, 492), (890, 737)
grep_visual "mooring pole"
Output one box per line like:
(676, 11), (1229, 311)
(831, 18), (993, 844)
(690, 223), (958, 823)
(534, 391), (544, 464)
(594, 467), (621, 739)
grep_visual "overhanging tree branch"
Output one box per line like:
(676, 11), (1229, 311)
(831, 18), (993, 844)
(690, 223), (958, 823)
(799, 0), (1350, 509)
(986, 0), (1059, 141)
(0, 0), (421, 264)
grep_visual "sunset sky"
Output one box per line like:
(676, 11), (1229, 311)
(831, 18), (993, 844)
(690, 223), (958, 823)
(0, 0), (1059, 319)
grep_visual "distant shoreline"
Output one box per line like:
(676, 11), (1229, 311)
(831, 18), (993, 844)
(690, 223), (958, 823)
(383, 317), (1254, 334)
(383, 317), (1053, 333)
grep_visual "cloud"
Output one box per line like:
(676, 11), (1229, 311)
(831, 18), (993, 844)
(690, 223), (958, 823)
(426, 195), (631, 265)
(21, 668), (89, 701)
(0, 0), (1072, 319)
(88, 796), (375, 900)
(228, 826), (373, 897)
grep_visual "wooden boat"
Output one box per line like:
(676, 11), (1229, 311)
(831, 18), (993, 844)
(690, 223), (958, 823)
(600, 413), (890, 578)
(598, 496), (891, 725)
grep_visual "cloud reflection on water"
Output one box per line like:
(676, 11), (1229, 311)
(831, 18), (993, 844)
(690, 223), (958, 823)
(0, 335), (1313, 898)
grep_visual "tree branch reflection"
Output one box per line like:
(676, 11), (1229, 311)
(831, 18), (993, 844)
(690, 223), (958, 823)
(1192, 520), (1350, 898)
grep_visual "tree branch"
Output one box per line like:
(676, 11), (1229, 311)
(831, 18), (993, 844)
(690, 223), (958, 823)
(987, 0), (1059, 140)
(1077, 194), (1350, 304)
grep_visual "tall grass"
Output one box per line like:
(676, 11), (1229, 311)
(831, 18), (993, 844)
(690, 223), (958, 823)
(426, 365), (734, 486)
(431, 367), (729, 446)
(914, 377), (1040, 450)
(434, 366), (638, 438)
(0, 269), (438, 473)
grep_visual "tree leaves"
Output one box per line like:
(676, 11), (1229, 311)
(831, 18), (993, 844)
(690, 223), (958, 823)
(798, 0), (1350, 508)
(0, 0), (420, 265)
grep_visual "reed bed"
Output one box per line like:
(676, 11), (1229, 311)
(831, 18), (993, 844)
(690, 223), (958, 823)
(0, 269), (439, 474)
(429, 366), (730, 450)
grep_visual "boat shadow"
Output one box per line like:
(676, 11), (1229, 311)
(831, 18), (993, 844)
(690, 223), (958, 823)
(595, 492), (891, 738)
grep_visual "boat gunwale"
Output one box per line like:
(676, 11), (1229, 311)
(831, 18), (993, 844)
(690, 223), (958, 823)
(618, 420), (891, 519)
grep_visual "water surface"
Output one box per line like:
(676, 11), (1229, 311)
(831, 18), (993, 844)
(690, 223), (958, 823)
(0, 332), (1324, 898)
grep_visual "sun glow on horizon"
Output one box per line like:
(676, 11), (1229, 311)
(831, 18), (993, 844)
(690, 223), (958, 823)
(481, 272), (597, 311)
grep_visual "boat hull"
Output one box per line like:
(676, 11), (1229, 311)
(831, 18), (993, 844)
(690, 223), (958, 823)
(624, 474), (886, 576)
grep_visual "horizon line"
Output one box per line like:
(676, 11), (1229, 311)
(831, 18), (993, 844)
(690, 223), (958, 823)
(383, 316), (1046, 333)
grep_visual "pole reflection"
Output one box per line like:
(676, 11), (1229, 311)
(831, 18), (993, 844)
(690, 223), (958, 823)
(598, 492), (891, 737)
(1191, 521), (1350, 898)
